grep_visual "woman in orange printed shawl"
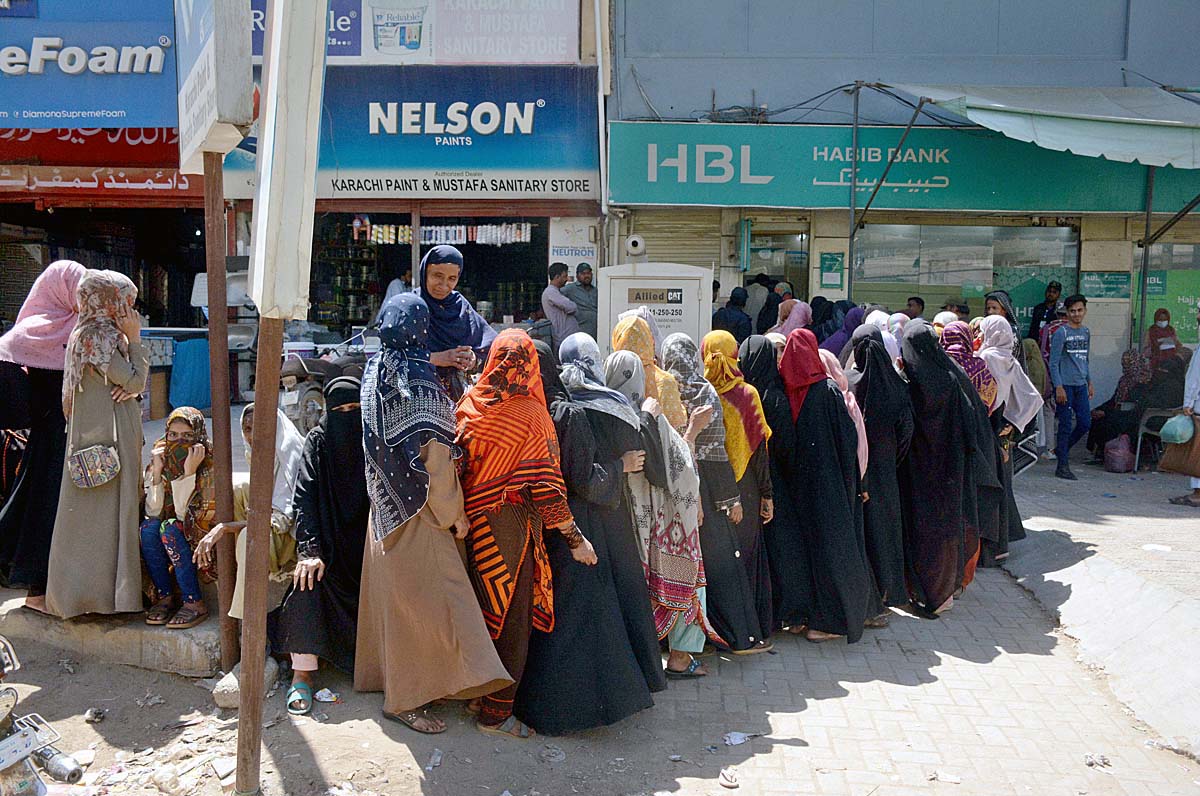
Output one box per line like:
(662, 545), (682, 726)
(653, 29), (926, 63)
(701, 330), (774, 639)
(456, 328), (597, 738)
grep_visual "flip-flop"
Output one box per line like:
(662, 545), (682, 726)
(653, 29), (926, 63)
(384, 710), (446, 734)
(730, 640), (774, 656)
(476, 715), (534, 739)
(287, 683), (313, 716)
(166, 605), (208, 629)
(145, 598), (177, 626)
(665, 658), (707, 679)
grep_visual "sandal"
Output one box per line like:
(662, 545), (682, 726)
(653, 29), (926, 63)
(287, 683), (313, 716)
(864, 613), (890, 629)
(146, 597), (177, 626)
(476, 715), (534, 739)
(166, 604), (209, 629)
(464, 698), (481, 716)
(804, 629), (842, 643)
(730, 640), (774, 656)
(1168, 495), (1200, 507)
(385, 709), (446, 734)
(665, 658), (708, 679)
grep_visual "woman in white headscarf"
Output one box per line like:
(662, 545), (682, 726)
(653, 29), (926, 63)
(976, 314), (1039, 565)
(193, 403), (306, 619)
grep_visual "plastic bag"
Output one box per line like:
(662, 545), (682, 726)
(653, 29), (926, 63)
(1160, 413), (1195, 445)
(1103, 434), (1134, 473)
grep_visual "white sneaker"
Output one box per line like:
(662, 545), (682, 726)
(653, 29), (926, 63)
(1043, 451), (1057, 461)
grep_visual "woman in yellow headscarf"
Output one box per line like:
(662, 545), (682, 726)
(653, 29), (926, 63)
(612, 315), (688, 430)
(701, 330), (774, 642)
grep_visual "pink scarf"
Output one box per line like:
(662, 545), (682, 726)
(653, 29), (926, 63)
(819, 349), (869, 478)
(769, 299), (812, 337)
(0, 261), (86, 371)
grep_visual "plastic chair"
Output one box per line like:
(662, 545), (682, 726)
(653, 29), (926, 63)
(1133, 408), (1182, 472)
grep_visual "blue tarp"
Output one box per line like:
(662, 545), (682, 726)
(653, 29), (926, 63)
(169, 338), (211, 411)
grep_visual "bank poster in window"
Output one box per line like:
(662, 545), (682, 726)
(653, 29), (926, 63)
(1134, 270), (1200, 345)
(249, 0), (579, 65)
(820, 252), (844, 289)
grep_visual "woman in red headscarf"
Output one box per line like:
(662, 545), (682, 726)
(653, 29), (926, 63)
(771, 329), (879, 643)
(456, 329), (597, 739)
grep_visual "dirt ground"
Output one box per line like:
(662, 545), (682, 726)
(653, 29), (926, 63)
(6, 569), (1200, 796)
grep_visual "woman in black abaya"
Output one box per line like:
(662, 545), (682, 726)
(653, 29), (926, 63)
(269, 377), (370, 714)
(663, 333), (769, 653)
(515, 335), (663, 735)
(846, 326), (914, 608)
(774, 329), (876, 643)
(899, 323), (1001, 616)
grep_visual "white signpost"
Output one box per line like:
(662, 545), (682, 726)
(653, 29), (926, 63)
(598, 262), (713, 353)
(174, 0), (253, 174)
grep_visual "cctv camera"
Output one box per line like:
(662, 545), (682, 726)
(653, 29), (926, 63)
(624, 235), (646, 256)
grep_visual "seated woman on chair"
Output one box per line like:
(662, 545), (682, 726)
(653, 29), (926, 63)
(1088, 351), (1186, 460)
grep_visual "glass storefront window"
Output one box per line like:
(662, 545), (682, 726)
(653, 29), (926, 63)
(1134, 243), (1200, 344)
(852, 224), (1078, 335)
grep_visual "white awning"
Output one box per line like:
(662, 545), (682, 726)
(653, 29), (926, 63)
(887, 84), (1200, 169)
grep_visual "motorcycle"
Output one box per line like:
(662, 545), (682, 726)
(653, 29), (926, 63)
(0, 636), (80, 796)
(280, 353), (367, 434)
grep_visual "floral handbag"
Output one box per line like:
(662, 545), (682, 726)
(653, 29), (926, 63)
(66, 408), (121, 489)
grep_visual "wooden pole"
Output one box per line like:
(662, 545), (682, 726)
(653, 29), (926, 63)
(234, 316), (284, 796)
(203, 151), (239, 671)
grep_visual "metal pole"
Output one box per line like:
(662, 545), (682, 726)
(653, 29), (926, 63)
(854, 99), (925, 231)
(1142, 189), (1200, 247)
(202, 151), (239, 671)
(848, 82), (861, 299)
(411, 204), (422, 277)
(234, 317), (284, 796)
(1136, 165), (1155, 349)
(593, 0), (608, 219)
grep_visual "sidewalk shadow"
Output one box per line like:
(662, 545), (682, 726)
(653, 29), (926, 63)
(1003, 527), (1098, 618)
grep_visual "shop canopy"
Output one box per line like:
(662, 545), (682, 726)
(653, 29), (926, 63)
(887, 84), (1200, 169)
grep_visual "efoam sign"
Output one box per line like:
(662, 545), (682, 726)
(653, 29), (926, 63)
(0, 0), (178, 128)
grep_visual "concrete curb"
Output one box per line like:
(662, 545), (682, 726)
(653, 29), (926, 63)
(1004, 530), (1200, 758)
(0, 589), (220, 678)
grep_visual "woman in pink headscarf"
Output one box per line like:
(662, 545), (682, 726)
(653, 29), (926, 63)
(818, 349), (869, 479)
(0, 261), (86, 612)
(768, 299), (812, 337)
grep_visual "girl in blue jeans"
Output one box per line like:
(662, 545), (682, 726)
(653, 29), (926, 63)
(141, 407), (215, 629)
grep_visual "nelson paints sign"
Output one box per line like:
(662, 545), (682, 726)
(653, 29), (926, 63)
(0, 0), (178, 129)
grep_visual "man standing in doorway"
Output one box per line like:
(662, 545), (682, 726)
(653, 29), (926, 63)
(745, 272), (771, 327)
(1049, 294), (1092, 480)
(1026, 280), (1063, 342)
(905, 296), (925, 321)
(757, 280), (793, 334)
(541, 262), (579, 351)
(560, 263), (598, 340)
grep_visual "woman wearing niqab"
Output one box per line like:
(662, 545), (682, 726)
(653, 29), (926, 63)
(846, 326), (913, 608)
(514, 333), (663, 734)
(702, 330), (774, 642)
(899, 323), (1001, 615)
(773, 329), (877, 642)
(662, 333), (769, 653)
(354, 293), (511, 735)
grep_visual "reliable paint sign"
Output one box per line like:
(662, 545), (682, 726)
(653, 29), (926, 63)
(224, 65), (598, 200)
(608, 121), (1200, 213)
(0, 0), (178, 129)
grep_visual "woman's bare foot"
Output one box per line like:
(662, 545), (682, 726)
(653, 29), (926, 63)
(23, 595), (47, 614)
(666, 650), (708, 676)
(934, 596), (954, 615)
(804, 629), (842, 643)
(786, 624), (807, 635)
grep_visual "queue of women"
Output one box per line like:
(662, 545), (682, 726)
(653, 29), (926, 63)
(0, 251), (1126, 741)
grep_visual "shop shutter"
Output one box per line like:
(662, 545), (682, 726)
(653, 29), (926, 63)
(624, 208), (722, 271)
